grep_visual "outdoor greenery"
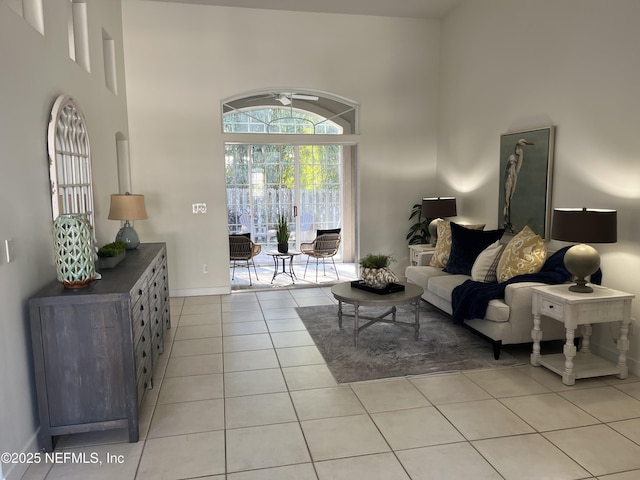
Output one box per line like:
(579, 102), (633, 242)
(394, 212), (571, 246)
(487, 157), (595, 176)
(407, 202), (432, 245)
(359, 253), (394, 269)
(97, 241), (127, 258)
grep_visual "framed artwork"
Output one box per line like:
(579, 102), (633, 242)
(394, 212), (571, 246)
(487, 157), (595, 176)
(498, 126), (555, 239)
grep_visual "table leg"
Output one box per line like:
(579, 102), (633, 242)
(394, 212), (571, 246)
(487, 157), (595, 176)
(288, 255), (297, 283)
(354, 302), (360, 347)
(414, 300), (420, 340)
(531, 313), (542, 366)
(270, 256), (278, 283)
(338, 300), (343, 329)
(562, 327), (577, 385)
(581, 324), (592, 353)
(617, 319), (630, 379)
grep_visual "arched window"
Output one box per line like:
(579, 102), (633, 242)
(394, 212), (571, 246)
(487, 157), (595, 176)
(222, 91), (357, 135)
(224, 107), (342, 135)
(47, 95), (95, 227)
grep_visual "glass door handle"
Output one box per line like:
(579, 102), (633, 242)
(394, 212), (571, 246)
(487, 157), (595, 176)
(293, 206), (298, 217)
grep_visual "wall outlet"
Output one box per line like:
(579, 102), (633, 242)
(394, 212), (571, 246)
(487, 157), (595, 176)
(192, 203), (207, 214)
(202, 264), (208, 274)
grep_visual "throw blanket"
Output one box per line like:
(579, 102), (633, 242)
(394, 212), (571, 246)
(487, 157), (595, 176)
(451, 246), (602, 324)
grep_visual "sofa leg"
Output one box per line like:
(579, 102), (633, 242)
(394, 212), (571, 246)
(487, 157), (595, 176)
(493, 340), (502, 360)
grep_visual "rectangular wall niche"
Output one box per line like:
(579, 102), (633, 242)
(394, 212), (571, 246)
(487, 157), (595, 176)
(6, 0), (44, 35)
(102, 29), (118, 94)
(68, 0), (90, 72)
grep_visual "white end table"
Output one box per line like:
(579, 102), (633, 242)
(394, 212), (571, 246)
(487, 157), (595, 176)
(530, 284), (634, 385)
(409, 244), (435, 266)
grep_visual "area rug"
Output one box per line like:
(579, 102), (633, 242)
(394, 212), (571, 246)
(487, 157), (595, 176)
(295, 303), (522, 383)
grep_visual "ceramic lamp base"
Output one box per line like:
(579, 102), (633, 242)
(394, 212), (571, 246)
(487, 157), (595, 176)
(116, 222), (140, 249)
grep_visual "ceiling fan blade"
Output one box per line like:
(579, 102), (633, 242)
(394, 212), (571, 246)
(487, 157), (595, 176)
(291, 94), (319, 101)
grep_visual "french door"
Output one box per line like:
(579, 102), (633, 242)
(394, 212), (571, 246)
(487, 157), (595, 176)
(226, 144), (345, 262)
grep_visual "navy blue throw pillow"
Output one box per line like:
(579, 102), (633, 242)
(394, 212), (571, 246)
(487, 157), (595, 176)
(317, 228), (341, 236)
(444, 223), (505, 275)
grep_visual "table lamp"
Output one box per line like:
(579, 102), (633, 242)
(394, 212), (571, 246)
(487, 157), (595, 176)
(422, 197), (457, 246)
(551, 208), (617, 293)
(108, 193), (148, 249)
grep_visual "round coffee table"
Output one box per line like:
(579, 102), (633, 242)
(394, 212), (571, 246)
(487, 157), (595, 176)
(330, 282), (424, 346)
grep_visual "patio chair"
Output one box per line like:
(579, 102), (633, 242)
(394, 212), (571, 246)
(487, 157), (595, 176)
(229, 234), (261, 286)
(300, 230), (341, 282)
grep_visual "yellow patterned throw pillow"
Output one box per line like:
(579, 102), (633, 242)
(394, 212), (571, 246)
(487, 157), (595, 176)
(429, 221), (486, 268)
(496, 225), (547, 283)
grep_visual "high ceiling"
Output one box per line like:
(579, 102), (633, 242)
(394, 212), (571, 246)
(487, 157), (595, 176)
(146, 0), (463, 19)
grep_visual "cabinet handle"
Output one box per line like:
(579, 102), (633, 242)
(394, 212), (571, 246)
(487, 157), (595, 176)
(549, 305), (554, 309)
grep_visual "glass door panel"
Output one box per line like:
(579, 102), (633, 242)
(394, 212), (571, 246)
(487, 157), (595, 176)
(226, 144), (342, 263)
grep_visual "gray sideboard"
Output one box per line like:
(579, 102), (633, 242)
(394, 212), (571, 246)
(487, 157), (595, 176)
(29, 243), (169, 451)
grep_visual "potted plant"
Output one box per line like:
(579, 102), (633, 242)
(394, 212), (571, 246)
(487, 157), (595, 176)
(276, 214), (290, 253)
(97, 240), (127, 269)
(359, 253), (399, 289)
(406, 202), (432, 245)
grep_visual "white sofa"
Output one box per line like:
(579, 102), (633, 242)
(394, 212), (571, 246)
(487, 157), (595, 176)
(405, 250), (567, 359)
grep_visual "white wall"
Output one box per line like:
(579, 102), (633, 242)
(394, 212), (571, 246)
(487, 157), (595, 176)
(439, 0), (640, 371)
(0, 1), (129, 478)
(121, 0), (441, 295)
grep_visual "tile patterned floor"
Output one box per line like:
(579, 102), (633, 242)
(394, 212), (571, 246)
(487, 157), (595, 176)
(20, 288), (640, 480)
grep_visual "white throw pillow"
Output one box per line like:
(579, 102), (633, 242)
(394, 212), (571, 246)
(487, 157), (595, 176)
(471, 240), (505, 283)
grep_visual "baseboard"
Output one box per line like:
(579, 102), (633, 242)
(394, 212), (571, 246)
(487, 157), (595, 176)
(4, 429), (40, 480)
(170, 286), (230, 297)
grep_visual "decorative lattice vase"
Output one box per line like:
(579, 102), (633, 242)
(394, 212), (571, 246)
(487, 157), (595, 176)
(53, 214), (95, 289)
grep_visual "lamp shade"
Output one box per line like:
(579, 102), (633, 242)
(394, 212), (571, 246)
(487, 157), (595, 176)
(552, 208), (617, 293)
(421, 197), (457, 219)
(108, 193), (148, 221)
(552, 208), (617, 244)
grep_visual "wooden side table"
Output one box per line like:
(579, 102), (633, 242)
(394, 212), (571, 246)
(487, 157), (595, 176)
(530, 284), (634, 385)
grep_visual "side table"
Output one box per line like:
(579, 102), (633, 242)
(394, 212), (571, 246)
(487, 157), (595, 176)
(530, 284), (634, 385)
(266, 250), (301, 284)
(409, 244), (435, 266)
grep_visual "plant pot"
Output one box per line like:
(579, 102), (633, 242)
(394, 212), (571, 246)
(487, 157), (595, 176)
(360, 267), (398, 289)
(52, 213), (95, 289)
(98, 251), (125, 269)
(277, 243), (289, 253)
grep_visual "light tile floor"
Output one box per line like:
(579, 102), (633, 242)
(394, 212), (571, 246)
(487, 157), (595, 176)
(21, 288), (640, 480)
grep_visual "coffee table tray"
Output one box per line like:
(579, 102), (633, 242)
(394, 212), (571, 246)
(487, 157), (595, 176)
(350, 280), (405, 295)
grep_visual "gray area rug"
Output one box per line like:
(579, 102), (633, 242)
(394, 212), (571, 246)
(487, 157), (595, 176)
(296, 302), (522, 383)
